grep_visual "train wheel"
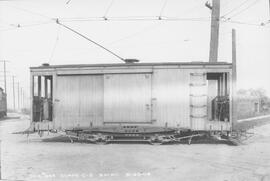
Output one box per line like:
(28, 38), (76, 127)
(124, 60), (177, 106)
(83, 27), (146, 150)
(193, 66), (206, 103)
(95, 139), (107, 145)
(149, 135), (164, 145)
(149, 141), (163, 145)
(94, 133), (108, 145)
(38, 131), (44, 137)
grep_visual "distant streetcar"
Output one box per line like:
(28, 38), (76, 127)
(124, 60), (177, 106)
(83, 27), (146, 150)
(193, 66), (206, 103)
(0, 87), (7, 118)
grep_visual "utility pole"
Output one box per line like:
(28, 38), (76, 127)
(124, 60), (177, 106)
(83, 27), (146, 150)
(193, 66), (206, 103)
(12, 76), (15, 111)
(17, 82), (20, 111)
(206, 0), (221, 62)
(3, 61), (7, 114)
(232, 29), (237, 130)
(205, 0), (221, 118)
(21, 87), (23, 109)
(3, 61), (6, 93)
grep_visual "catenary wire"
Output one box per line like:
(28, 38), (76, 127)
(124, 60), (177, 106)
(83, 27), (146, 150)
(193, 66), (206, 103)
(225, 0), (262, 19)
(0, 21), (54, 31)
(4, 4), (53, 20)
(104, 0), (115, 18)
(159, 0), (169, 17)
(221, 0), (252, 18)
(48, 25), (61, 64)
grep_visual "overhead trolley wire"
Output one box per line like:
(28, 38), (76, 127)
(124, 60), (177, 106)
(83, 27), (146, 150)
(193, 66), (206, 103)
(59, 16), (210, 22)
(0, 16), (267, 32)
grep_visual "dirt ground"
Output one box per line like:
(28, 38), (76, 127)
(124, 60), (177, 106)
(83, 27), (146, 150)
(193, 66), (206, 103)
(1, 114), (270, 181)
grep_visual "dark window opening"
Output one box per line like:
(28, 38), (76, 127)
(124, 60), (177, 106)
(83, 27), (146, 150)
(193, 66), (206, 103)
(207, 73), (230, 122)
(33, 75), (53, 122)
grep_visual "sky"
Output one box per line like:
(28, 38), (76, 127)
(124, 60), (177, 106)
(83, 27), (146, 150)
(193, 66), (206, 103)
(0, 0), (269, 109)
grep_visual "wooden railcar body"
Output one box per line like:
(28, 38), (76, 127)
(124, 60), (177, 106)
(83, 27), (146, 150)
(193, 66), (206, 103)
(30, 62), (234, 134)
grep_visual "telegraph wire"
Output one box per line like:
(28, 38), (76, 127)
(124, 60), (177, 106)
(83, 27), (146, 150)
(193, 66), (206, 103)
(221, 19), (269, 27)
(108, 23), (162, 46)
(221, 0), (233, 10)
(5, 4), (53, 20)
(226, 0), (261, 19)
(103, 0), (115, 19)
(261, 20), (270, 26)
(66, 0), (72, 4)
(0, 19), (17, 27)
(221, 0), (252, 18)
(159, 0), (169, 18)
(48, 25), (61, 64)
(0, 21), (54, 32)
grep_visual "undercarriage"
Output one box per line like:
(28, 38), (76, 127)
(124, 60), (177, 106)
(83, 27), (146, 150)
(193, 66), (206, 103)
(64, 126), (205, 145)
(17, 124), (247, 145)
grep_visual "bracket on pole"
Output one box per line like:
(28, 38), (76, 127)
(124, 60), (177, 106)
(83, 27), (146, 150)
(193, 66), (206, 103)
(205, 1), (212, 10)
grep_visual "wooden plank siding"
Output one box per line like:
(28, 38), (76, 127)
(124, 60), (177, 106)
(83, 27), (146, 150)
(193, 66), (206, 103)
(152, 69), (190, 128)
(54, 75), (103, 129)
(104, 73), (152, 123)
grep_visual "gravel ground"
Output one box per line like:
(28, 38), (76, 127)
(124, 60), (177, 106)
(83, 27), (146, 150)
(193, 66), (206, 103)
(1, 114), (270, 181)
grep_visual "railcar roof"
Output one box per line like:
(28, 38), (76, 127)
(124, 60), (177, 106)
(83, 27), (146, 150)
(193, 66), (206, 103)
(31, 61), (232, 69)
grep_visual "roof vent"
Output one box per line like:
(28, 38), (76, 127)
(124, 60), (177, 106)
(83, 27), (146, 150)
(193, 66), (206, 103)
(123, 59), (140, 63)
(42, 63), (50, 66)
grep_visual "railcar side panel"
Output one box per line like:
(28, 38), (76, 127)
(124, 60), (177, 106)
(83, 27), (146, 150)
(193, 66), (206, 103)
(152, 69), (190, 128)
(104, 73), (152, 123)
(54, 75), (103, 129)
